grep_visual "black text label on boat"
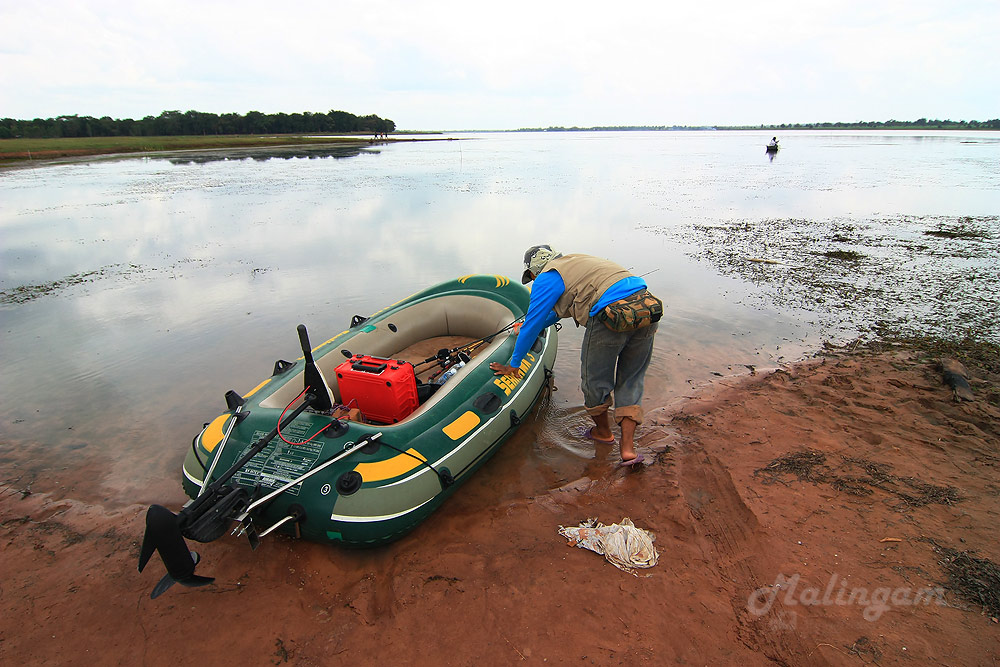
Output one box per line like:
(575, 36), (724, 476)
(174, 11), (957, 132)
(233, 425), (325, 493)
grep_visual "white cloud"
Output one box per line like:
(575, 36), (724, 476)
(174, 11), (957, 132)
(2, 0), (997, 128)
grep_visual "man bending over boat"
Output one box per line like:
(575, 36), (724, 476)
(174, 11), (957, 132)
(490, 245), (661, 466)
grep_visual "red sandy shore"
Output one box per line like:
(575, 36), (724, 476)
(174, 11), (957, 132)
(1, 348), (998, 665)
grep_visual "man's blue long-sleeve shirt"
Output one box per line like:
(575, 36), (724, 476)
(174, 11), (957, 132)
(509, 271), (646, 367)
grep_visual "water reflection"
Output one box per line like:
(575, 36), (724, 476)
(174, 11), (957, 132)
(164, 144), (378, 165)
(1, 130), (998, 506)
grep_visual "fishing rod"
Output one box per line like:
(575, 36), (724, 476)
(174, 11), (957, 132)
(413, 317), (524, 373)
(626, 266), (661, 278)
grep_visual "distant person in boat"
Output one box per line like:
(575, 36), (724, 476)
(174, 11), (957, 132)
(490, 245), (661, 466)
(768, 137), (779, 148)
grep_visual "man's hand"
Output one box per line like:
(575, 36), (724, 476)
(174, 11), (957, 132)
(489, 362), (523, 378)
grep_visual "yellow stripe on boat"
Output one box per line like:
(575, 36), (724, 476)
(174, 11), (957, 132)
(443, 411), (481, 440)
(459, 274), (508, 288)
(319, 330), (351, 348)
(355, 449), (427, 482)
(202, 381), (270, 452)
(201, 414), (231, 453)
(244, 379), (271, 398)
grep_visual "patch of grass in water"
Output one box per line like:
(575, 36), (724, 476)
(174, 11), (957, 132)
(924, 219), (989, 240)
(925, 229), (985, 240)
(0, 263), (141, 304)
(821, 249), (864, 261)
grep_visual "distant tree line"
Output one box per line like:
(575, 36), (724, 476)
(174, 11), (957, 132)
(522, 125), (718, 132)
(749, 118), (1000, 130)
(0, 109), (396, 139)
(518, 119), (1000, 132)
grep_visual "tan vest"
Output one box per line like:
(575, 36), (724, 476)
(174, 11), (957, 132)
(543, 254), (633, 326)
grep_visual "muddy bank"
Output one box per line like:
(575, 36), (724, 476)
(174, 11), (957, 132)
(2, 341), (998, 665)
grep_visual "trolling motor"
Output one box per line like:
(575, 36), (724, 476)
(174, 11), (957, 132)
(297, 324), (333, 411)
(137, 324), (332, 599)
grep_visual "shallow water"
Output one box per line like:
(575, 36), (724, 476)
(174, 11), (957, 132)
(1, 130), (998, 505)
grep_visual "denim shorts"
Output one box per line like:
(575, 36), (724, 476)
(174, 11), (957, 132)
(580, 317), (658, 423)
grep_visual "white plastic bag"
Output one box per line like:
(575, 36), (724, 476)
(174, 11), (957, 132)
(558, 517), (658, 575)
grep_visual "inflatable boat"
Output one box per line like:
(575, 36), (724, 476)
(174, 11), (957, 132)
(139, 275), (558, 597)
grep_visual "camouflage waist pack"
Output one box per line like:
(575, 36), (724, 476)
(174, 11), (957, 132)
(598, 289), (664, 332)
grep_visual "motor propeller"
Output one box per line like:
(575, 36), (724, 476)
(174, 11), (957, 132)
(138, 505), (215, 599)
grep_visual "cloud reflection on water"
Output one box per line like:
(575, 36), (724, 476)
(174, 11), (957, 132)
(2, 131), (996, 503)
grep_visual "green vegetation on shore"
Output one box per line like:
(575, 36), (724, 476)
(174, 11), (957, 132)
(0, 134), (385, 165)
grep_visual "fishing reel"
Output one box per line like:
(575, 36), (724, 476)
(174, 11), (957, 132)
(439, 349), (471, 369)
(428, 350), (471, 384)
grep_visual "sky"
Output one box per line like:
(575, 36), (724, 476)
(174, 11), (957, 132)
(1, 0), (998, 131)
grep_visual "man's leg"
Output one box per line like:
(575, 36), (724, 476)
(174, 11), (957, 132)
(581, 318), (626, 442)
(612, 322), (658, 460)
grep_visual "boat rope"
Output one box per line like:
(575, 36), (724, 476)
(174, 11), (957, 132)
(375, 441), (455, 488)
(277, 386), (333, 445)
(540, 367), (557, 406)
(190, 432), (207, 471)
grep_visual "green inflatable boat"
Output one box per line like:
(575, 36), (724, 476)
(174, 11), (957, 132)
(139, 275), (558, 597)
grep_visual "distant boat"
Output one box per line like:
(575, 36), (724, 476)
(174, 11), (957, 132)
(765, 142), (779, 153)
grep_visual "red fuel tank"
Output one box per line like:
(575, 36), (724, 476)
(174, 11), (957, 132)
(335, 355), (419, 424)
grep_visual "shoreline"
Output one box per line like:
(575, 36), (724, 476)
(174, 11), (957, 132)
(0, 134), (457, 169)
(2, 338), (998, 664)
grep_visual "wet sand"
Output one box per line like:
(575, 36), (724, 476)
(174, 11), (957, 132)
(2, 343), (998, 665)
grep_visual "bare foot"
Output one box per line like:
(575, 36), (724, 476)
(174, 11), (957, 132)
(619, 417), (639, 461)
(587, 410), (615, 443)
(583, 426), (615, 443)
